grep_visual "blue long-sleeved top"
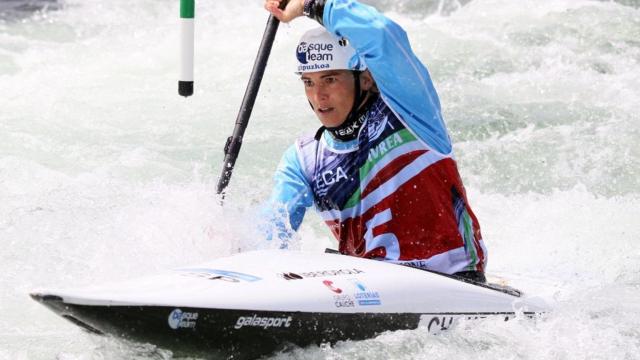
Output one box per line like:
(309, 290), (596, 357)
(263, 0), (451, 241)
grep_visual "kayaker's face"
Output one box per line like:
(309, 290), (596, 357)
(301, 70), (357, 128)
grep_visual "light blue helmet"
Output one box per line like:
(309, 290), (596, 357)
(295, 27), (366, 74)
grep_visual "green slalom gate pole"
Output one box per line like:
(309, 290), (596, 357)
(179, 0), (194, 97)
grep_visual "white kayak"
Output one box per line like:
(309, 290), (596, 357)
(31, 250), (547, 359)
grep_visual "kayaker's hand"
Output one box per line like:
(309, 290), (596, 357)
(265, 0), (304, 23)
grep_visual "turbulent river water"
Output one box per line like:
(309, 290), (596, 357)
(1, 0), (639, 359)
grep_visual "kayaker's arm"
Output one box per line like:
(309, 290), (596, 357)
(323, 0), (451, 154)
(259, 145), (314, 243)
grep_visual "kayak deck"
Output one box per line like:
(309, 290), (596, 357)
(31, 250), (547, 358)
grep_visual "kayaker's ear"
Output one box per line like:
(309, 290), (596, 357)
(359, 70), (375, 92)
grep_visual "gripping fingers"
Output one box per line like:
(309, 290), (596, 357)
(265, 0), (303, 23)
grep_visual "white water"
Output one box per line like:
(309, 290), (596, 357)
(1, 0), (639, 359)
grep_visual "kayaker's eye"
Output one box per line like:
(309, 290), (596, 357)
(323, 76), (337, 85)
(302, 79), (313, 88)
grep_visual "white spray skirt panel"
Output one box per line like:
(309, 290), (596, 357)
(33, 250), (547, 314)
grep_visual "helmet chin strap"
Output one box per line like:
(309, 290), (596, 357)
(314, 71), (372, 141)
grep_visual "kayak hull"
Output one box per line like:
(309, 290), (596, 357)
(31, 250), (546, 358)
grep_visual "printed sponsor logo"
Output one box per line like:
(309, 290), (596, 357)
(350, 279), (381, 306)
(334, 294), (355, 308)
(393, 259), (430, 270)
(315, 166), (348, 189)
(234, 315), (292, 330)
(367, 114), (388, 142)
(298, 63), (330, 72)
(168, 309), (198, 330)
(425, 316), (455, 333)
(420, 314), (516, 333)
(296, 42), (309, 64)
(323, 280), (342, 294)
(335, 116), (365, 137)
(321, 279), (381, 308)
(356, 299), (381, 306)
(296, 41), (334, 65)
(277, 268), (364, 280)
(280, 272), (304, 280)
(367, 130), (404, 163)
(178, 268), (261, 282)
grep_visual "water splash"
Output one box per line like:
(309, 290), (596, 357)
(1, 0), (639, 359)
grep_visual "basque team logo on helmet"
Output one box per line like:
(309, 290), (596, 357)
(296, 42), (309, 64)
(295, 27), (366, 74)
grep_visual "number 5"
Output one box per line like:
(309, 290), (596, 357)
(363, 209), (400, 260)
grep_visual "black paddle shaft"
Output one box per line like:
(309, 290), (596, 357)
(216, 14), (281, 196)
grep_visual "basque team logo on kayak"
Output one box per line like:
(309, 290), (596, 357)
(168, 308), (199, 330)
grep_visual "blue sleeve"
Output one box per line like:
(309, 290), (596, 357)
(323, 0), (452, 154)
(260, 144), (314, 243)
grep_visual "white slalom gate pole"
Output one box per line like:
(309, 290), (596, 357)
(179, 0), (194, 97)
